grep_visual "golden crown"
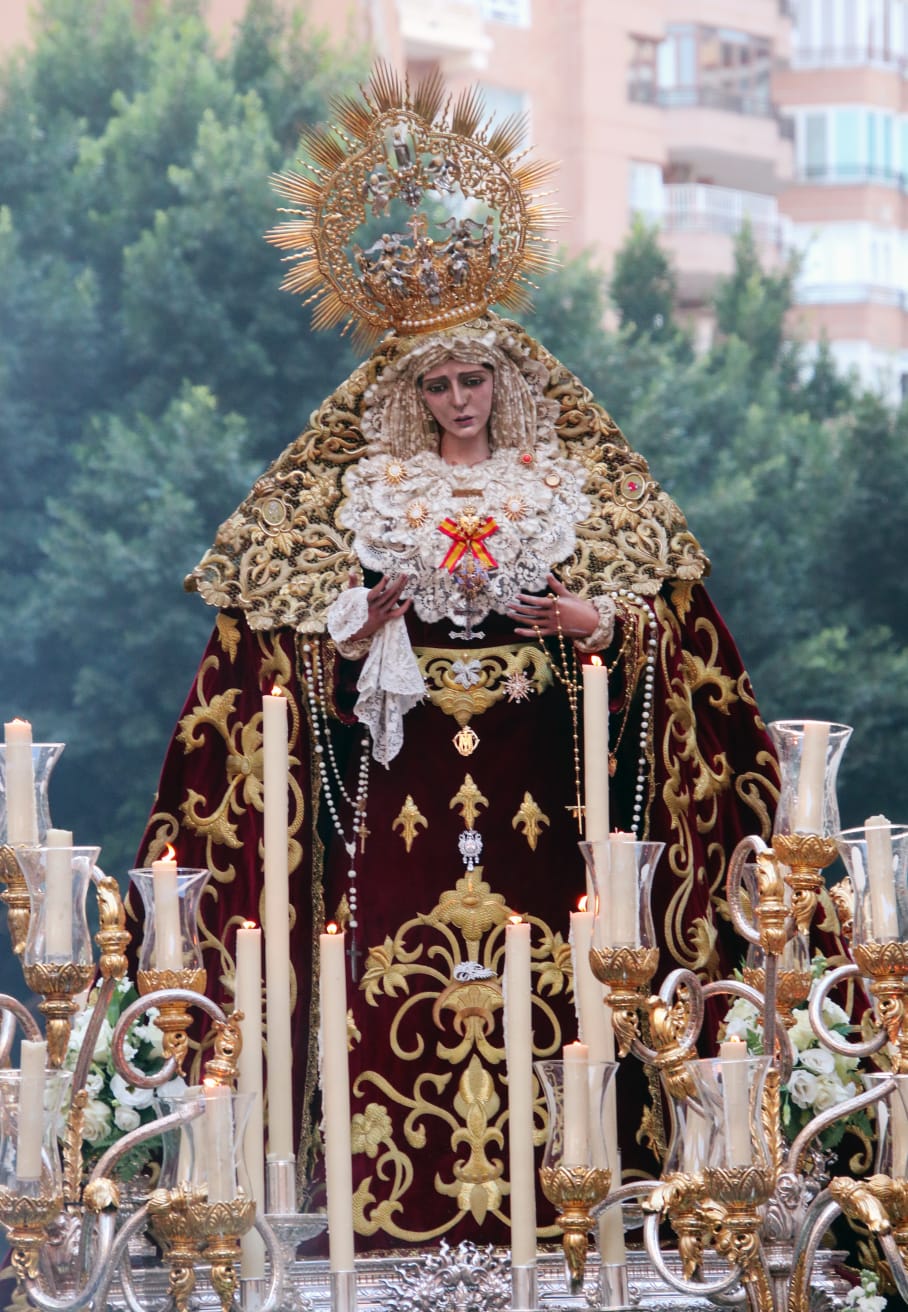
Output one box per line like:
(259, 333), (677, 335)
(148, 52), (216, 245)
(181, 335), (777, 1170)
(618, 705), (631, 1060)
(265, 64), (561, 341)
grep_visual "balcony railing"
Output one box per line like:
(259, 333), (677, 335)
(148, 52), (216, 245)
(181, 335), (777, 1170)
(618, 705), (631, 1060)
(791, 45), (908, 75)
(629, 84), (793, 140)
(796, 281), (908, 310)
(652, 184), (793, 249)
(397, 0), (492, 57)
(796, 164), (908, 192)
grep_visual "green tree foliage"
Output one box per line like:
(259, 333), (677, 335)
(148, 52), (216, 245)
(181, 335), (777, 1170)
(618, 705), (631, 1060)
(608, 214), (679, 343)
(0, 0), (366, 872)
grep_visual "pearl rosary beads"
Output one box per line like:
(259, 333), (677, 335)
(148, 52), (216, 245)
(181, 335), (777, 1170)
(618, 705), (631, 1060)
(301, 640), (372, 972)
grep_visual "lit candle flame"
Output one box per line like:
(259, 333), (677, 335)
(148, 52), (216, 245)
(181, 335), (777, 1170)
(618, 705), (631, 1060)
(508, 914), (523, 926)
(242, 920), (257, 931)
(590, 654), (603, 667)
(326, 921), (339, 935)
(270, 683), (283, 697)
(578, 895), (588, 912)
(161, 843), (177, 863)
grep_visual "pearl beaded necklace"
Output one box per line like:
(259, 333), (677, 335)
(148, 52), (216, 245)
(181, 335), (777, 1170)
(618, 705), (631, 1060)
(301, 640), (372, 975)
(616, 589), (659, 837)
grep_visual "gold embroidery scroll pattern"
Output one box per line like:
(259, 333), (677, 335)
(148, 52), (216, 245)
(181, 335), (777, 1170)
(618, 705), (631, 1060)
(190, 323), (708, 632)
(658, 601), (730, 978)
(393, 796), (428, 852)
(352, 872), (565, 1242)
(172, 642), (304, 1012)
(416, 644), (552, 726)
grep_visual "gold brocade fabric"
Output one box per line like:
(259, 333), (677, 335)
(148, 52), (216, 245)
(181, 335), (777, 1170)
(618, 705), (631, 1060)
(187, 317), (709, 633)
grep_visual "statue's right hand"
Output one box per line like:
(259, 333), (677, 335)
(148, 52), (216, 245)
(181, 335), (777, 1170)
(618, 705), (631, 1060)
(348, 573), (411, 642)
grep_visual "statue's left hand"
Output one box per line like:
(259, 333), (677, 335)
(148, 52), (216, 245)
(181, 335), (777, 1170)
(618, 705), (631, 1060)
(507, 574), (598, 639)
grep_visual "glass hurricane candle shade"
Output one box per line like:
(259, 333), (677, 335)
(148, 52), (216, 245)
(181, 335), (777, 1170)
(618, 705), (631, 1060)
(0, 744), (65, 847)
(16, 845), (100, 967)
(835, 824), (908, 944)
(128, 867), (211, 974)
(768, 721), (852, 838)
(580, 840), (664, 950)
(865, 1074), (908, 1178)
(0, 1069), (70, 1195)
(681, 1055), (773, 1174)
(534, 1058), (618, 1172)
(160, 1088), (256, 1204)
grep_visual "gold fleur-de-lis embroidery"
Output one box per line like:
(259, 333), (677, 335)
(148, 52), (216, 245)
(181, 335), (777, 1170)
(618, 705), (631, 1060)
(450, 775), (489, 830)
(511, 792), (550, 851)
(392, 795), (428, 852)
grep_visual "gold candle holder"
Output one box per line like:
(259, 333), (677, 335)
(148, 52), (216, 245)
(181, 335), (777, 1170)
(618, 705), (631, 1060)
(703, 1166), (775, 1311)
(538, 1164), (611, 1293)
(0, 1187), (64, 1283)
(0, 845), (31, 956)
(772, 833), (838, 935)
(588, 944), (660, 1056)
(21, 962), (95, 1068)
(645, 1172), (722, 1281)
(148, 1185), (256, 1312)
(137, 968), (207, 1074)
(852, 940), (908, 1073)
(94, 874), (131, 982)
(742, 967), (812, 1027)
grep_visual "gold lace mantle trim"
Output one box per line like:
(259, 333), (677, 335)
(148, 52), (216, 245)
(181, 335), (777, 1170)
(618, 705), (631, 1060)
(188, 317), (708, 631)
(414, 643), (551, 725)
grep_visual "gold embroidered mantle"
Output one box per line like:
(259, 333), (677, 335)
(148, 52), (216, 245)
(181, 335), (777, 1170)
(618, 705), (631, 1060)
(188, 316), (709, 631)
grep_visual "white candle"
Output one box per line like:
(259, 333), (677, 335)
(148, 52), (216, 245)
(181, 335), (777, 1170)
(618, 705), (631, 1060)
(570, 906), (625, 1263)
(319, 924), (355, 1272)
(719, 1038), (753, 1166)
(176, 1084), (202, 1183)
(236, 922), (266, 1278)
(504, 915), (536, 1269)
(203, 1080), (236, 1204)
(792, 721), (829, 834)
(16, 1039), (47, 1180)
(263, 687), (294, 1162)
(562, 1041), (590, 1165)
(45, 829), (74, 960)
(890, 1084), (908, 1176)
(866, 814), (898, 940)
(607, 832), (638, 946)
(582, 657), (609, 844)
(682, 1102), (711, 1173)
(152, 852), (182, 972)
(4, 718), (37, 845)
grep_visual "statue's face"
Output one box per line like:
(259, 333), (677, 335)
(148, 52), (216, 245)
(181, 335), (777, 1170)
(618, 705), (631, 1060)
(419, 360), (494, 451)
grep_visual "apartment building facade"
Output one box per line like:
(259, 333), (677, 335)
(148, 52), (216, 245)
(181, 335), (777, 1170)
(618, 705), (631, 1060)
(3, 0), (906, 398)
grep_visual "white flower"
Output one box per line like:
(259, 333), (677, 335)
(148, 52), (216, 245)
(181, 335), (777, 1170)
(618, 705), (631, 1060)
(811, 1073), (853, 1112)
(130, 1019), (165, 1060)
(84, 1069), (105, 1097)
(722, 997), (760, 1043)
(82, 1098), (112, 1144)
(798, 1047), (836, 1075)
(155, 1076), (188, 1103)
(113, 1104), (142, 1132)
(787, 1069), (819, 1110)
(90, 1019), (115, 1065)
(787, 1009), (816, 1052)
(110, 1072), (155, 1110)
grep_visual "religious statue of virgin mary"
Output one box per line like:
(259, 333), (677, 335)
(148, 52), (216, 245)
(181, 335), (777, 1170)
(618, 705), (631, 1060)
(138, 65), (779, 1249)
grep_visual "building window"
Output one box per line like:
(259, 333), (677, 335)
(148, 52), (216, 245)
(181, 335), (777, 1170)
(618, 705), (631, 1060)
(628, 161), (665, 217)
(479, 84), (530, 146)
(796, 106), (904, 183)
(628, 35), (659, 104)
(479, 0), (530, 26)
(792, 0), (908, 66)
(641, 23), (773, 115)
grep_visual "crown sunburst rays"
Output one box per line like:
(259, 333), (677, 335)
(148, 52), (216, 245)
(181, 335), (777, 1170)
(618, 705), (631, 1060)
(265, 62), (563, 343)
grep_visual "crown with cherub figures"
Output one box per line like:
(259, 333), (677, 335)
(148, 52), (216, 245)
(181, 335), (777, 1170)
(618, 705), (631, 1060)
(265, 63), (562, 343)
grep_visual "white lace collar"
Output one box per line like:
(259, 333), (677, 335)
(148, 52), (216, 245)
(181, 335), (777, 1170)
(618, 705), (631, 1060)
(338, 441), (590, 629)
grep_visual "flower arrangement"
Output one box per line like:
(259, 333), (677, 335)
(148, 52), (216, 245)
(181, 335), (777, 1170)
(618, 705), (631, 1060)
(721, 955), (872, 1151)
(843, 1269), (887, 1311)
(62, 977), (185, 1180)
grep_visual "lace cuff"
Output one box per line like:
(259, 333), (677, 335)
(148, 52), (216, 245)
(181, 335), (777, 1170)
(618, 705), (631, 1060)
(354, 617), (425, 766)
(326, 587), (373, 659)
(574, 594), (617, 654)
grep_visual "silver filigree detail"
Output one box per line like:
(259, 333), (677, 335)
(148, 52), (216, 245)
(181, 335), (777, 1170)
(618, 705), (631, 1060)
(378, 1239), (511, 1312)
